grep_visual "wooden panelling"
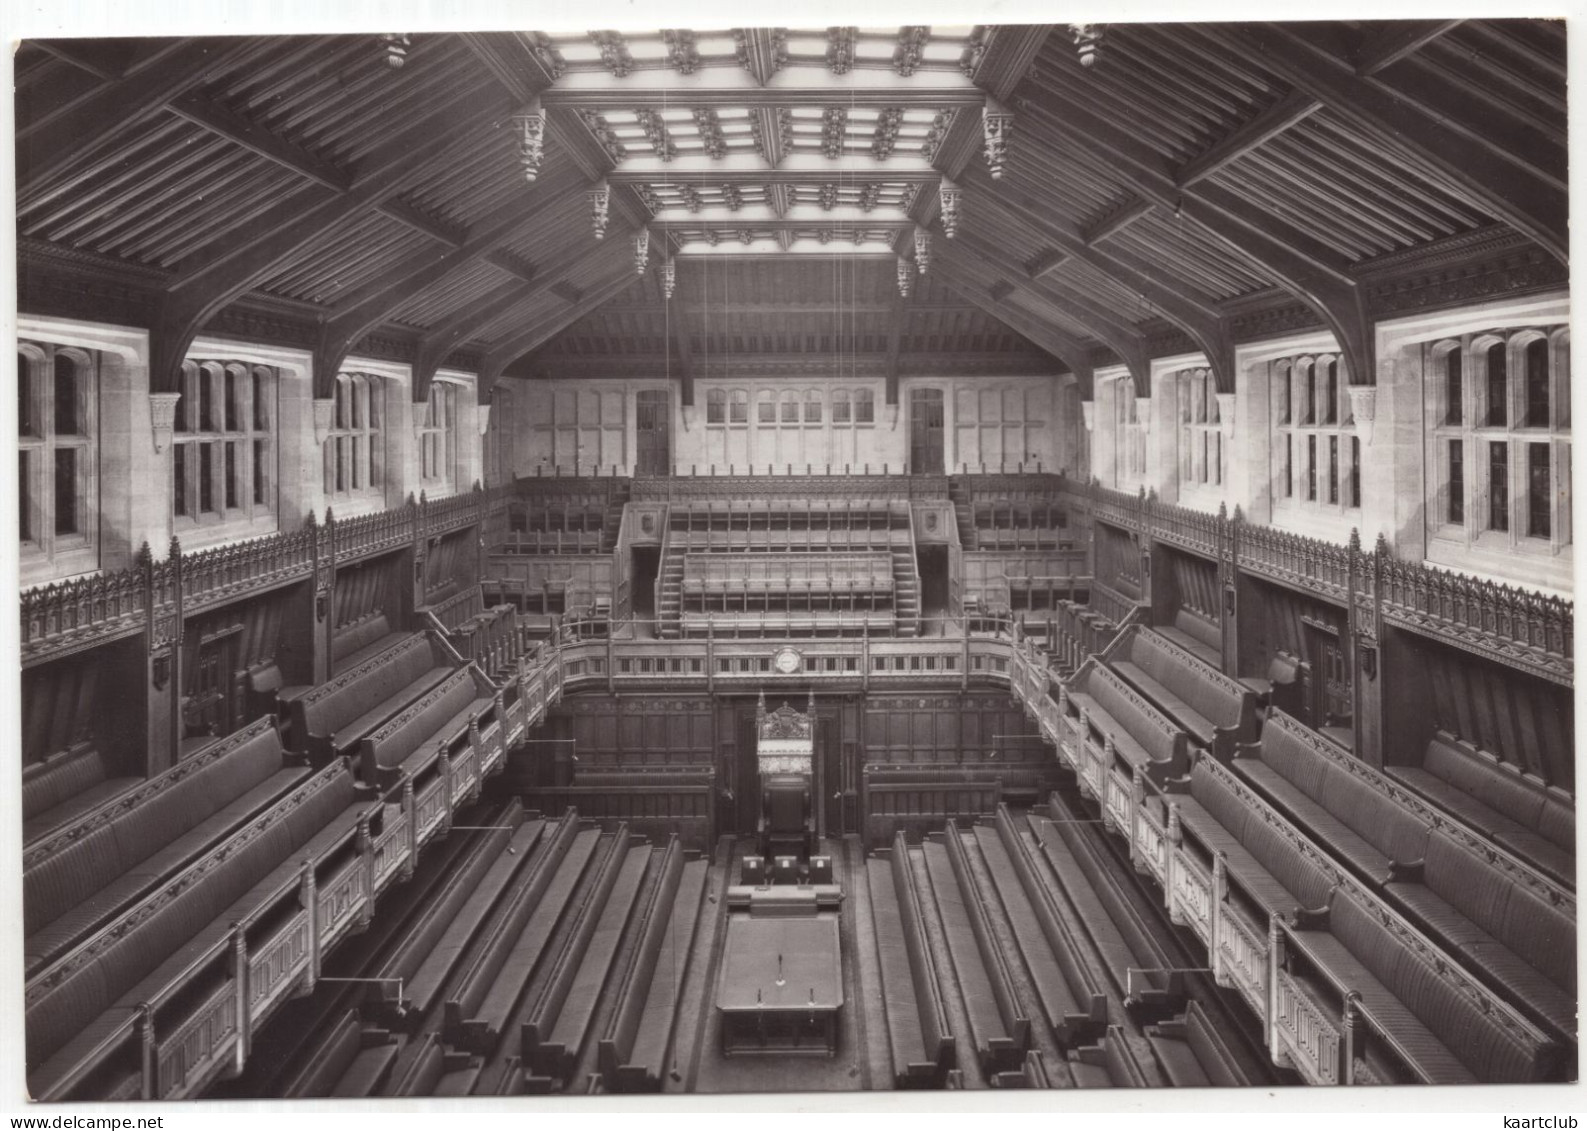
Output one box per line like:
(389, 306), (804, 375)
(862, 694), (1046, 766)
(559, 696), (716, 769)
(1418, 635), (1574, 791)
(22, 652), (102, 766)
(1165, 547), (1220, 623)
(333, 556), (400, 629)
(424, 529), (473, 602)
(1239, 576), (1346, 676)
(1094, 522), (1140, 597)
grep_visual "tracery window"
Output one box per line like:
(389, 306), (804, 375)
(853, 387), (875, 424)
(18, 342), (97, 567)
(1272, 354), (1359, 518)
(173, 360), (275, 528)
(1114, 376), (1146, 489)
(1177, 367), (1222, 490)
(323, 372), (384, 503)
(1428, 329), (1570, 552)
(418, 380), (458, 494)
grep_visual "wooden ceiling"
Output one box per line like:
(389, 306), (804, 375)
(14, 22), (1567, 402)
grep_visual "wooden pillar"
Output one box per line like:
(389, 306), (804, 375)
(140, 541), (177, 777)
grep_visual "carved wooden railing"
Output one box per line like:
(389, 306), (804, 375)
(629, 472), (950, 502)
(1147, 494), (1222, 560)
(21, 562), (147, 657)
(155, 980), (238, 1099)
(1054, 480), (1572, 687)
(1237, 523), (1352, 601)
(248, 911), (311, 1018)
(1377, 547), (1573, 684)
(22, 486), (504, 666)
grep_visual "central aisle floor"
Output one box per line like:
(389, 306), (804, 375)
(668, 837), (887, 1093)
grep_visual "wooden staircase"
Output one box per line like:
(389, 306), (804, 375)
(891, 542), (920, 637)
(656, 530), (684, 638)
(600, 483), (631, 553)
(949, 481), (979, 550)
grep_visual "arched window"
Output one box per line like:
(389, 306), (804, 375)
(1271, 352), (1357, 521)
(419, 381), (458, 492)
(804, 389), (822, 423)
(853, 388), (875, 424)
(756, 389), (776, 424)
(1442, 345), (1464, 426)
(1485, 340), (1508, 427)
(729, 388), (748, 424)
(780, 390), (800, 423)
(325, 373), (384, 502)
(173, 360), (274, 526)
(1427, 328), (1570, 552)
(1178, 368), (1221, 491)
(706, 387), (726, 424)
(18, 342), (97, 561)
(831, 389), (851, 424)
(1525, 337), (1550, 427)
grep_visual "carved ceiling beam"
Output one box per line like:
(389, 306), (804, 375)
(1018, 94), (1355, 283)
(957, 231), (1151, 390)
(484, 250), (539, 285)
(977, 174), (1235, 392)
(604, 165), (941, 185)
(595, 300), (986, 316)
(483, 251), (642, 393)
(18, 38), (267, 195)
(1352, 19), (1464, 75)
(377, 198), (469, 248)
(312, 172), (589, 396)
(751, 107), (788, 168)
(968, 24), (1055, 101)
(1175, 89), (1321, 188)
(168, 91), (477, 251)
(1080, 195), (1154, 245)
(541, 77), (982, 108)
(734, 28), (787, 86)
(29, 38), (131, 80)
(1016, 94), (1375, 386)
(1220, 23), (1565, 263)
(412, 280), (541, 403)
(935, 237), (1120, 396)
(148, 86), (520, 395)
(166, 92), (354, 192)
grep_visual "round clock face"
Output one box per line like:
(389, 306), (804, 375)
(773, 647), (801, 674)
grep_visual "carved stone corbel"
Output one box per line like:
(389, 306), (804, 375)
(982, 97), (1014, 180)
(1215, 392), (1237, 438)
(1348, 385), (1377, 446)
(312, 398), (336, 445)
(148, 392), (182, 453)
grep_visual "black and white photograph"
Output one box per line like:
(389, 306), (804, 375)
(5, 3), (1580, 1113)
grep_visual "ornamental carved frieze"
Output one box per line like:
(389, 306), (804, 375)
(983, 99), (1013, 180)
(921, 110), (957, 161)
(1366, 250), (1568, 317)
(938, 178), (962, 238)
(512, 103), (547, 182)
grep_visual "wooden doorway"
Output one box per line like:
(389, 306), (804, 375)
(1304, 617), (1353, 747)
(909, 387), (945, 475)
(635, 389), (670, 476)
